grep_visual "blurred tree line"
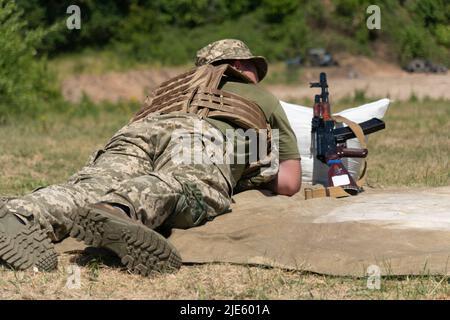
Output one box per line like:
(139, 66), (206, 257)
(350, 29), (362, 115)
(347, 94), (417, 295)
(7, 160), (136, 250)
(13, 0), (450, 66)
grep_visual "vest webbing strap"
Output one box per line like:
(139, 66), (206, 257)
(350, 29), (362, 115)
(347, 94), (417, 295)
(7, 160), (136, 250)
(332, 115), (367, 188)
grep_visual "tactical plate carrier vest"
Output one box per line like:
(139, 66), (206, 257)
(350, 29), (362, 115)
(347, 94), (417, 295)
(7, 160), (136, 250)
(131, 64), (275, 189)
(132, 64), (269, 132)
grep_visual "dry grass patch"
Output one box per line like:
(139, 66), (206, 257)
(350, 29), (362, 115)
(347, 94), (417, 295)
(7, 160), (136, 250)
(2, 255), (450, 300)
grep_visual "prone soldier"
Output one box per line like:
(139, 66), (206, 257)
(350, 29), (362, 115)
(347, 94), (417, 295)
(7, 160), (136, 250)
(0, 39), (301, 276)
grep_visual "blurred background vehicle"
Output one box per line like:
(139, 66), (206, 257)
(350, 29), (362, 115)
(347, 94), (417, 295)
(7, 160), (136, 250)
(404, 59), (448, 74)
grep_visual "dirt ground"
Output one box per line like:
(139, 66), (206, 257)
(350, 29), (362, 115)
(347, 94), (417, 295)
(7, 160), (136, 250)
(61, 55), (450, 104)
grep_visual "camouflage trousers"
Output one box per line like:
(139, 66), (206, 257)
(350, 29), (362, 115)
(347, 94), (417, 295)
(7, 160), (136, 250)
(3, 114), (233, 242)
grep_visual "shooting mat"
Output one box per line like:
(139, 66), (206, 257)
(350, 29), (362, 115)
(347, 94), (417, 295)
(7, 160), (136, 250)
(57, 186), (450, 276)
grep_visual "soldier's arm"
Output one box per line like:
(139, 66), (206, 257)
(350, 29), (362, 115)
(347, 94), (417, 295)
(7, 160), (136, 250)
(270, 159), (301, 196)
(268, 101), (302, 196)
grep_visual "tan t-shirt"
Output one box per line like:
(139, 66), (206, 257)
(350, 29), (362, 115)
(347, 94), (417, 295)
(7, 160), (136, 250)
(206, 80), (300, 185)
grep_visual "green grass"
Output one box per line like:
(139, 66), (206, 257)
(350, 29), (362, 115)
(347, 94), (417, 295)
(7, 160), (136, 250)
(367, 99), (449, 187)
(0, 98), (449, 299)
(0, 102), (135, 196)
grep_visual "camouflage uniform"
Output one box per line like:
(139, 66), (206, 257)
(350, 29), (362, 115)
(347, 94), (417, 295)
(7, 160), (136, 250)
(3, 113), (232, 242)
(0, 39), (273, 274)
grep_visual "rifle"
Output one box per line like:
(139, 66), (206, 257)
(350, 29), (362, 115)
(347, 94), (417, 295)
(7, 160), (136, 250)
(310, 72), (385, 195)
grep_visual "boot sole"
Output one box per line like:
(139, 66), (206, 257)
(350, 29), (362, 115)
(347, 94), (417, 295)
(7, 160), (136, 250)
(0, 213), (58, 272)
(69, 207), (182, 276)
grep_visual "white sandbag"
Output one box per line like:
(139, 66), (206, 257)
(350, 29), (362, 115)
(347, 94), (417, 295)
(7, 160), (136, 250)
(281, 98), (390, 184)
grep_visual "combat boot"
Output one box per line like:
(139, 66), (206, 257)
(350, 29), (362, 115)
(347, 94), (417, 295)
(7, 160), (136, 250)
(0, 203), (58, 271)
(68, 203), (182, 276)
